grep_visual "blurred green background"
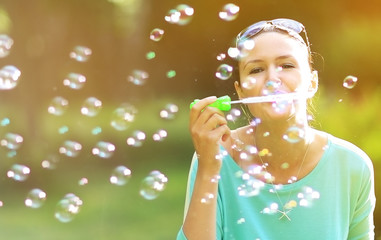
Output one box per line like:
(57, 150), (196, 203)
(0, 0), (380, 239)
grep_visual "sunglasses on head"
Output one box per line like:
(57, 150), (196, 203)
(236, 18), (310, 53)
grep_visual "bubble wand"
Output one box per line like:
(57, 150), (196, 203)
(190, 92), (312, 112)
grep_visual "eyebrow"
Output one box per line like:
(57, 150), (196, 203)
(243, 54), (295, 69)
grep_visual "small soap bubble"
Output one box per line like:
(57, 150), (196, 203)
(48, 96), (69, 116)
(7, 150), (16, 158)
(227, 47), (240, 59)
(242, 76), (256, 90)
(272, 99), (292, 113)
(78, 177), (88, 186)
(283, 126), (305, 143)
(0, 65), (21, 90)
(0, 34), (14, 57)
(237, 217), (246, 224)
(126, 130), (146, 147)
(200, 193), (215, 204)
(110, 103), (137, 131)
(343, 75), (357, 89)
(63, 73), (86, 90)
(288, 176), (298, 184)
(160, 103), (179, 120)
(165, 4), (194, 25)
(281, 162), (290, 169)
(284, 200), (298, 210)
(1, 132), (23, 150)
(297, 186), (320, 207)
(166, 70), (176, 78)
(7, 164), (30, 182)
(215, 64), (233, 80)
(232, 138), (244, 152)
(140, 170), (168, 200)
(258, 148), (271, 157)
(263, 80), (281, 95)
(261, 202), (279, 214)
(237, 173), (265, 197)
(59, 140), (82, 158)
(58, 125), (69, 134)
(81, 97), (102, 117)
(92, 141), (115, 159)
(152, 129), (167, 142)
(242, 39), (255, 51)
(0, 117), (10, 126)
(149, 28), (164, 42)
(219, 3), (240, 21)
(41, 154), (60, 170)
(91, 126), (102, 135)
(128, 69), (149, 86)
(146, 51), (156, 60)
(55, 193), (83, 223)
(110, 165), (132, 186)
(216, 53), (226, 61)
(69, 46), (92, 62)
(25, 188), (47, 208)
(226, 108), (241, 122)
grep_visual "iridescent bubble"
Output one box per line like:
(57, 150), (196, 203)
(0, 117), (10, 126)
(226, 108), (241, 122)
(215, 64), (233, 80)
(232, 138), (244, 152)
(91, 126), (102, 135)
(165, 4), (194, 25)
(41, 154), (60, 170)
(152, 129), (167, 142)
(159, 103), (179, 120)
(263, 80), (281, 95)
(109, 165), (132, 186)
(227, 47), (240, 59)
(283, 126), (305, 143)
(241, 76), (256, 90)
(92, 141), (115, 159)
(54, 193), (83, 223)
(58, 125), (69, 134)
(0, 65), (21, 90)
(146, 51), (156, 60)
(200, 192), (215, 204)
(297, 186), (320, 207)
(78, 177), (88, 186)
(48, 96), (69, 116)
(127, 69), (149, 86)
(343, 75), (357, 89)
(140, 170), (168, 200)
(149, 28), (164, 42)
(69, 46), (92, 62)
(166, 70), (176, 78)
(7, 164), (30, 182)
(216, 53), (226, 61)
(126, 130), (146, 147)
(81, 97), (102, 117)
(241, 39), (255, 51)
(272, 99), (292, 113)
(110, 103), (137, 131)
(237, 218), (246, 224)
(0, 34), (13, 58)
(63, 73), (86, 90)
(59, 140), (82, 158)
(25, 188), (47, 208)
(237, 173), (265, 197)
(261, 202), (279, 215)
(219, 3), (240, 21)
(1, 132), (23, 150)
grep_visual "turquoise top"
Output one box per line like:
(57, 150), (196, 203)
(177, 134), (375, 239)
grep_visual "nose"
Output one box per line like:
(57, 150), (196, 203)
(264, 66), (282, 92)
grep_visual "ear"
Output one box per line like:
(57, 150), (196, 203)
(308, 70), (318, 96)
(234, 81), (244, 99)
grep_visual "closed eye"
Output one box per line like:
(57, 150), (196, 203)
(281, 63), (295, 69)
(249, 67), (263, 74)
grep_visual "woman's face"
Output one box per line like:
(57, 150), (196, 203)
(236, 31), (317, 121)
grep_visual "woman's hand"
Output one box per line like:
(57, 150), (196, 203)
(189, 96), (231, 173)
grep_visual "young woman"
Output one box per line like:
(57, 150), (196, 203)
(177, 19), (375, 239)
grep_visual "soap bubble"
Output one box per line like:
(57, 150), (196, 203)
(272, 99), (292, 113)
(54, 193), (83, 223)
(126, 130), (146, 147)
(216, 53), (226, 61)
(152, 129), (167, 142)
(241, 76), (256, 90)
(219, 3), (240, 21)
(297, 186), (320, 207)
(343, 75), (357, 89)
(48, 96), (69, 116)
(165, 4), (194, 25)
(159, 103), (179, 120)
(0, 117), (10, 126)
(69, 46), (92, 62)
(226, 108), (241, 122)
(0, 65), (21, 90)
(227, 47), (240, 59)
(215, 64), (233, 80)
(92, 141), (115, 159)
(59, 140), (82, 158)
(81, 97), (102, 117)
(263, 80), (281, 95)
(110, 103), (137, 131)
(261, 202), (279, 215)
(166, 70), (176, 78)
(0, 34), (14, 57)
(25, 188), (47, 208)
(91, 126), (102, 135)
(149, 28), (164, 42)
(283, 126), (305, 143)
(109, 165), (132, 186)
(78, 177), (88, 186)
(58, 125), (69, 134)
(63, 73), (86, 90)
(146, 51), (156, 60)
(200, 193), (215, 204)
(237, 172), (265, 197)
(41, 154), (60, 170)
(128, 69), (149, 86)
(1, 132), (23, 150)
(140, 170), (168, 200)
(7, 164), (30, 182)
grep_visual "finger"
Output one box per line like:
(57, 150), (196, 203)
(211, 124), (231, 143)
(195, 106), (225, 127)
(189, 96), (217, 126)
